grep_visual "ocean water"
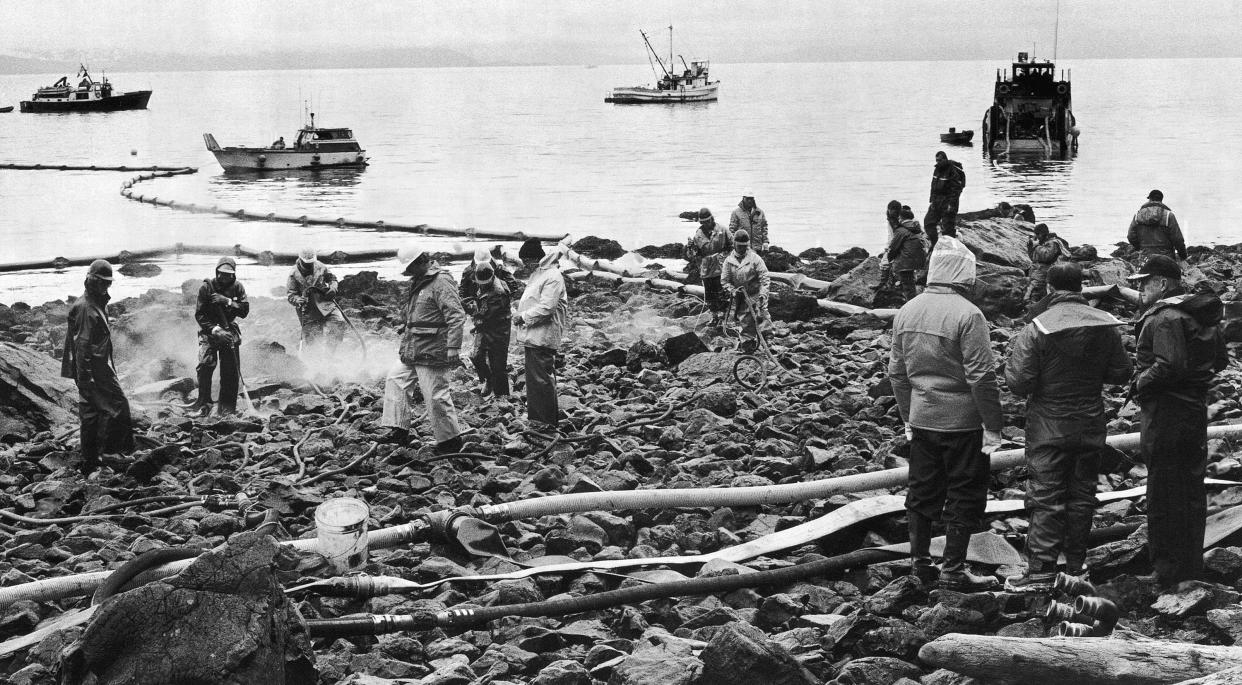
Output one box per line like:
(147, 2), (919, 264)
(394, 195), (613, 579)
(1, 58), (1240, 305)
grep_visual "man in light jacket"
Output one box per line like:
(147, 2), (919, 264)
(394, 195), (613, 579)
(889, 235), (1003, 591)
(382, 246), (468, 455)
(1003, 262), (1132, 591)
(287, 248), (346, 353)
(729, 193), (769, 252)
(721, 230), (771, 353)
(686, 208), (732, 326)
(515, 245), (569, 430)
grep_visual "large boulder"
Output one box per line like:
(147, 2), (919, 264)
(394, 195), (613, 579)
(0, 342), (78, 441)
(968, 262), (1029, 319)
(822, 257), (882, 307)
(676, 352), (739, 385)
(698, 622), (817, 685)
(1085, 258), (1134, 287)
(769, 291), (822, 322)
(573, 236), (626, 260)
(957, 217), (1034, 270)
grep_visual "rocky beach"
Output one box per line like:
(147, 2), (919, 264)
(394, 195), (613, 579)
(2, 209), (1242, 684)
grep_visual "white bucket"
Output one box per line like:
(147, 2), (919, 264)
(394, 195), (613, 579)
(314, 497), (369, 573)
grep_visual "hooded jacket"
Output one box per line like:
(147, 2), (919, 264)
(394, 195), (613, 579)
(889, 236), (1003, 433)
(886, 218), (927, 272)
(1004, 292), (1132, 445)
(729, 204), (769, 249)
(61, 289), (114, 383)
(1027, 233), (1071, 266)
(1133, 290), (1228, 403)
(929, 159), (965, 200)
(195, 275), (250, 339)
(517, 251), (569, 350)
(721, 248), (770, 300)
(461, 260), (521, 301)
(286, 260), (339, 318)
(399, 265), (465, 366)
(1127, 201), (1186, 260)
(686, 222), (732, 278)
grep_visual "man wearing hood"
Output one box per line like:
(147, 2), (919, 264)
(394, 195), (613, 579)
(383, 247), (469, 454)
(1127, 190), (1186, 261)
(729, 193), (769, 253)
(287, 248), (346, 353)
(1002, 262), (1133, 591)
(1026, 223), (1071, 302)
(721, 230), (771, 353)
(686, 208), (732, 326)
(876, 200), (903, 296)
(885, 206), (927, 303)
(193, 257), (250, 415)
(461, 248), (514, 398)
(515, 246), (569, 430)
(61, 259), (134, 472)
(923, 151), (966, 247)
(889, 235), (1003, 591)
(1127, 255), (1228, 587)
(516, 238), (547, 280)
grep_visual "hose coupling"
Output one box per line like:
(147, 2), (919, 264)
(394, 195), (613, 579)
(1072, 595), (1119, 634)
(425, 510), (468, 543)
(1056, 621), (1096, 637)
(1053, 572), (1096, 597)
(1044, 600), (1088, 623)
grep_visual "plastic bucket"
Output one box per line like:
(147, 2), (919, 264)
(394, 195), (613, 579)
(314, 497), (369, 573)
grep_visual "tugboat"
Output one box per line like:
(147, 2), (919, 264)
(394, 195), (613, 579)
(605, 27), (719, 104)
(981, 52), (1078, 157)
(203, 114), (369, 171)
(19, 65), (151, 113)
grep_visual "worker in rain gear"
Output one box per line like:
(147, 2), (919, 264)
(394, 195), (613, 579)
(889, 234), (1003, 592)
(876, 200), (903, 295)
(1127, 255), (1228, 587)
(1127, 189), (1187, 260)
(287, 248), (346, 353)
(1003, 262), (1132, 591)
(721, 230), (771, 353)
(1025, 223), (1071, 302)
(885, 207), (927, 303)
(61, 259), (134, 472)
(382, 246), (469, 454)
(516, 238), (546, 279)
(923, 151), (965, 247)
(729, 192), (769, 252)
(461, 248), (514, 398)
(515, 245), (569, 431)
(685, 208), (732, 326)
(461, 246), (521, 300)
(193, 257), (250, 416)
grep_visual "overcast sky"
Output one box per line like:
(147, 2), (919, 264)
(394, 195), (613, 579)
(2, 0), (1239, 65)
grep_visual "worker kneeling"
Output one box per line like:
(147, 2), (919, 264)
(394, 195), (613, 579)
(721, 230), (771, 353)
(287, 248), (346, 355)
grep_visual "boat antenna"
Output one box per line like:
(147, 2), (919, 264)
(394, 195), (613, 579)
(668, 24), (674, 75)
(1053, 0), (1060, 61)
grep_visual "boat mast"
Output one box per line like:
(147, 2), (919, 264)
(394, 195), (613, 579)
(639, 30), (671, 78)
(668, 25), (674, 75)
(1053, 0), (1060, 61)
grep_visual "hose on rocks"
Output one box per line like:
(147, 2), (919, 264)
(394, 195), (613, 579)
(90, 547), (203, 606)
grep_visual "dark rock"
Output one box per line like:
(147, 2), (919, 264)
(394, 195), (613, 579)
(608, 643), (702, 685)
(916, 603), (987, 638)
(864, 576), (926, 617)
(695, 384), (737, 417)
(663, 333), (709, 367)
(125, 444), (187, 483)
(856, 619), (928, 661)
(0, 342), (78, 442)
(573, 236), (626, 260)
(957, 217), (1033, 270)
(838, 247), (869, 261)
(636, 244), (684, 260)
(769, 291), (821, 322)
(762, 247), (798, 272)
(698, 621), (816, 685)
(1204, 547), (1242, 583)
(1071, 245), (1099, 261)
(829, 656), (921, 685)
(118, 262), (163, 278)
(531, 659), (592, 685)
(1152, 581), (1241, 618)
(996, 618), (1045, 638)
(822, 257), (882, 307)
(592, 348), (628, 368)
(799, 247), (829, 261)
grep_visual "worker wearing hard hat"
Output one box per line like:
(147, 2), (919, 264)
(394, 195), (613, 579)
(60, 259), (134, 472)
(381, 245), (470, 454)
(287, 247), (346, 352)
(461, 247), (517, 398)
(192, 256), (250, 416)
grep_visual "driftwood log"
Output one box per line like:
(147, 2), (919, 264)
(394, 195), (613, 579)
(918, 633), (1242, 685)
(1174, 666), (1242, 684)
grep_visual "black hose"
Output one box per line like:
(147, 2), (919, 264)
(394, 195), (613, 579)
(91, 547), (202, 606)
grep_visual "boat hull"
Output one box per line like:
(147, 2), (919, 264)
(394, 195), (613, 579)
(209, 148), (369, 171)
(19, 90), (152, 113)
(606, 83), (719, 104)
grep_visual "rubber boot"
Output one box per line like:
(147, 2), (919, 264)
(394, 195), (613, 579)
(908, 513), (938, 584)
(938, 527), (999, 592)
(435, 434), (464, 456)
(191, 369), (214, 416)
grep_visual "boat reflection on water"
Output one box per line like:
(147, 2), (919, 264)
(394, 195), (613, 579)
(215, 166), (364, 189)
(207, 166), (365, 211)
(984, 155), (1075, 225)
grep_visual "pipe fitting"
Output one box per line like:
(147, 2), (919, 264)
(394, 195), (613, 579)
(1045, 600), (1088, 623)
(1073, 595), (1119, 634)
(1053, 572), (1096, 597)
(1056, 621), (1096, 637)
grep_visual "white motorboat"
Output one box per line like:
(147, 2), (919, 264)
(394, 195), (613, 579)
(203, 114), (368, 171)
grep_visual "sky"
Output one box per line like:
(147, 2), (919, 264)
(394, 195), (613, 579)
(1, 0), (1240, 67)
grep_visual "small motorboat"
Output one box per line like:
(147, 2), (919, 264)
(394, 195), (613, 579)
(0, 106), (13, 114)
(19, 65), (151, 113)
(940, 127), (974, 145)
(203, 113), (368, 171)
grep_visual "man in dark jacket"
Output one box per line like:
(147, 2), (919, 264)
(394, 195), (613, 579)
(1127, 190), (1186, 260)
(461, 248), (514, 398)
(61, 259), (134, 471)
(889, 235), (1002, 591)
(193, 257), (250, 415)
(885, 207), (927, 302)
(876, 200), (903, 295)
(1026, 223), (1071, 302)
(923, 151), (965, 247)
(1003, 262), (1133, 591)
(1127, 255), (1228, 587)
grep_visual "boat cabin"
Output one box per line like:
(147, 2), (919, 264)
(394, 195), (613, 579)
(294, 127), (362, 152)
(659, 60), (712, 90)
(31, 68), (113, 102)
(995, 52), (1070, 100)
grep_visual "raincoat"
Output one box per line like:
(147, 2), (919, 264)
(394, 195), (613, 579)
(399, 265), (465, 367)
(1127, 202), (1186, 260)
(516, 253), (568, 351)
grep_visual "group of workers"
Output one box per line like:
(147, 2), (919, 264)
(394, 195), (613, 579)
(685, 192), (772, 351)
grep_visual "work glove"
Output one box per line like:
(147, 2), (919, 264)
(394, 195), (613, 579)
(903, 424), (914, 442)
(982, 429), (1003, 455)
(292, 296), (307, 308)
(513, 317), (526, 328)
(210, 325), (235, 347)
(447, 348), (460, 363)
(210, 293), (232, 308)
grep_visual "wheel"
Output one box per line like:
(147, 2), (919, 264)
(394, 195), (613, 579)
(733, 355), (768, 390)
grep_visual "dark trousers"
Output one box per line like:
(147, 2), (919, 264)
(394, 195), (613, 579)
(471, 321), (511, 396)
(1028, 263), (1051, 302)
(924, 196), (960, 245)
(1141, 395), (1208, 584)
(524, 345), (558, 427)
(77, 362), (134, 459)
(703, 275), (726, 314)
(897, 270), (917, 302)
(906, 428), (988, 531)
(198, 338), (241, 412)
(1025, 436), (1101, 568)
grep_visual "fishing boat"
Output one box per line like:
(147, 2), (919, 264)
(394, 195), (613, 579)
(203, 114), (369, 171)
(605, 27), (719, 104)
(940, 127), (974, 145)
(19, 66), (151, 113)
(981, 52), (1078, 157)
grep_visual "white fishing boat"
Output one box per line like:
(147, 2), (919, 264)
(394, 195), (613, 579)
(606, 27), (719, 104)
(203, 113), (368, 171)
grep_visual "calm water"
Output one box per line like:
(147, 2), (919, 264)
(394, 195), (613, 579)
(1, 58), (1240, 305)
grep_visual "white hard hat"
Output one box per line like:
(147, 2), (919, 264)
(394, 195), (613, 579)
(473, 247), (493, 265)
(741, 190), (755, 198)
(396, 244), (427, 273)
(299, 247), (317, 263)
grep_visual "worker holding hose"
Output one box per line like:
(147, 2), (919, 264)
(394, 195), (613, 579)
(721, 230), (771, 353)
(192, 257), (249, 416)
(286, 248), (346, 354)
(61, 259), (135, 472)
(461, 248), (514, 398)
(686, 208), (732, 327)
(889, 235), (1002, 592)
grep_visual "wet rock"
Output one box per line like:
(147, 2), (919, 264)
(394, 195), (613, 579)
(799, 247), (829, 261)
(695, 384), (738, 417)
(118, 262), (162, 278)
(698, 621), (816, 685)
(531, 659), (592, 685)
(865, 575), (927, 617)
(829, 656), (921, 685)
(0, 342), (78, 441)
(592, 348), (628, 368)
(822, 257), (882, 307)
(626, 339), (668, 371)
(636, 244), (684, 260)
(1152, 581), (1241, 618)
(663, 332), (709, 367)
(856, 619), (928, 660)
(916, 603), (987, 638)
(762, 247), (798, 272)
(957, 217), (1033, 270)
(608, 642), (702, 685)
(769, 292), (822, 322)
(573, 236), (626, 260)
